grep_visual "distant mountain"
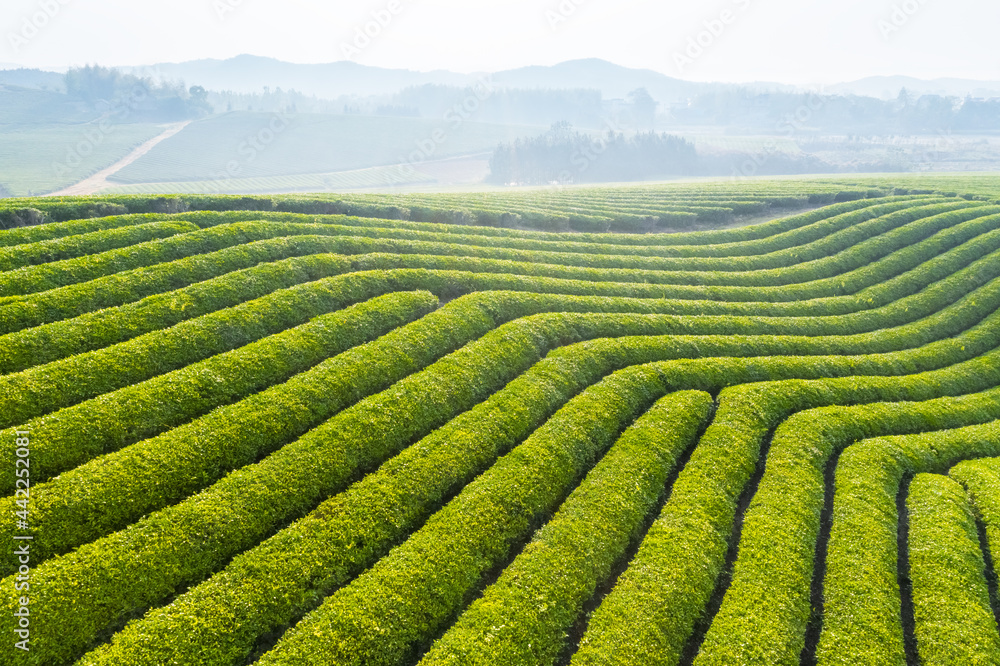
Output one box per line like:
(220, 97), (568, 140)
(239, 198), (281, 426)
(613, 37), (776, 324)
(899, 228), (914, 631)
(0, 68), (64, 92)
(126, 56), (723, 103)
(830, 76), (1000, 100)
(117, 56), (1000, 105)
(14, 55), (999, 107)
(489, 59), (707, 101)
(0, 86), (92, 125)
(125, 55), (477, 99)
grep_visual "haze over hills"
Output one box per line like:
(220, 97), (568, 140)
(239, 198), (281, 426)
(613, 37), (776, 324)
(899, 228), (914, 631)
(131, 56), (1000, 102)
(124, 55), (476, 99)
(3, 55), (998, 104)
(1, 54), (998, 198)
(486, 59), (711, 101)
(827, 76), (1000, 100)
(121, 56), (714, 102)
(0, 68), (65, 92)
(91, 57), (1000, 103)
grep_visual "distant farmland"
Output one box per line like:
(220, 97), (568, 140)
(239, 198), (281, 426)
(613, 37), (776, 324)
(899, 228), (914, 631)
(0, 124), (162, 197)
(107, 112), (543, 185)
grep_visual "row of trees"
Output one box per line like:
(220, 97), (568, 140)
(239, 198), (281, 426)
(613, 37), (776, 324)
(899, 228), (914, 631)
(488, 123), (697, 185)
(673, 89), (1000, 134)
(487, 120), (913, 183)
(64, 65), (211, 121)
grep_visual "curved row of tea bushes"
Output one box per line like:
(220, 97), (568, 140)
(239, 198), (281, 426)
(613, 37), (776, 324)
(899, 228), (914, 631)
(333, 186), (888, 233)
(346, 213), (1000, 308)
(73, 341), (707, 666)
(183, 196), (927, 253)
(9, 208), (1000, 374)
(424, 413), (989, 666)
(908, 473), (1000, 665)
(0, 226), (969, 379)
(9, 235), (1000, 430)
(172, 197), (900, 256)
(0, 208), (964, 338)
(694, 390), (1000, 665)
(256, 344), (1000, 666)
(0, 188), (995, 663)
(0, 199), (969, 314)
(0, 198), (192, 226)
(0, 199), (953, 299)
(183, 201), (981, 271)
(0, 194), (396, 227)
(14, 270), (1000, 568)
(0, 235), (368, 334)
(417, 391), (715, 666)
(252, 370), (715, 666)
(162, 195), (868, 247)
(72, 306), (1000, 666)
(11, 200), (1000, 355)
(13, 242), (1000, 550)
(258, 206), (999, 296)
(952, 457), (1000, 562)
(0, 267), (435, 427)
(0, 291), (437, 495)
(0, 213), (184, 247)
(0, 220), (361, 296)
(205, 324), (1000, 666)
(515, 197), (758, 221)
(266, 204), (994, 285)
(570, 339), (1000, 666)
(0, 187), (908, 236)
(0, 253), (353, 371)
(817, 420), (1000, 665)
(0, 220), (198, 271)
(486, 200), (978, 267)
(0, 299), (808, 666)
(0, 291), (738, 574)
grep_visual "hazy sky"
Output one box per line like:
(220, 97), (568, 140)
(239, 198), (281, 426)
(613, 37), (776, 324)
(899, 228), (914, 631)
(3, 0), (998, 83)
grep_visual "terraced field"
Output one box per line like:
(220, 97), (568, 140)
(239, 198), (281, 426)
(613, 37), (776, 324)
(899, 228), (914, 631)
(2, 180), (1000, 665)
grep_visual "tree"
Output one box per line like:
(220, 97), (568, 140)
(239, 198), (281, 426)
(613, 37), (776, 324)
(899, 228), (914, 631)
(628, 87), (658, 130)
(896, 87), (911, 108)
(188, 85), (211, 114)
(65, 65), (123, 104)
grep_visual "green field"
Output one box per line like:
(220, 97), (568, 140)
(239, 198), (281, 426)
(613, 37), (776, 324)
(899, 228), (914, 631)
(688, 134), (804, 154)
(2, 177), (1000, 665)
(0, 85), (165, 197)
(0, 88), (91, 126)
(0, 123), (163, 197)
(103, 163), (439, 195)
(825, 171), (1000, 199)
(108, 112), (543, 184)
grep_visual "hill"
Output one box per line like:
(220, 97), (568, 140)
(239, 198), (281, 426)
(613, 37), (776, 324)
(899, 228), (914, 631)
(1, 177), (1000, 665)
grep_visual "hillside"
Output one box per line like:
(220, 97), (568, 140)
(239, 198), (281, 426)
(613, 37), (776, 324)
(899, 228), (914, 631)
(1, 176), (1000, 663)
(107, 111), (544, 185)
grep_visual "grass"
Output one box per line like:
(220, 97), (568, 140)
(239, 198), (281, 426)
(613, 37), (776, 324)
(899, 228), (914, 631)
(103, 164), (438, 194)
(0, 123), (164, 196)
(108, 112), (543, 184)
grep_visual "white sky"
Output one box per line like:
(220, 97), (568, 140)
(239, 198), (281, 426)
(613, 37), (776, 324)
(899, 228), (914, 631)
(2, 0), (998, 84)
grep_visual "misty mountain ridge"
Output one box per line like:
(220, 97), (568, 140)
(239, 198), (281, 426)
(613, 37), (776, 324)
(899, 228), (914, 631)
(0, 68), (65, 92)
(827, 75), (1000, 100)
(100, 56), (1000, 103)
(126, 56), (817, 102)
(6, 56), (1000, 104)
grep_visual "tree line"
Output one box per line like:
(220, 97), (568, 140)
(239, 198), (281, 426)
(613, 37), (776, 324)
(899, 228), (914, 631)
(488, 123), (698, 185)
(64, 65), (211, 121)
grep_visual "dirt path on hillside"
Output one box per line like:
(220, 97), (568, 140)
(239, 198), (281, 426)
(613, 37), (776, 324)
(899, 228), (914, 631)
(44, 121), (191, 197)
